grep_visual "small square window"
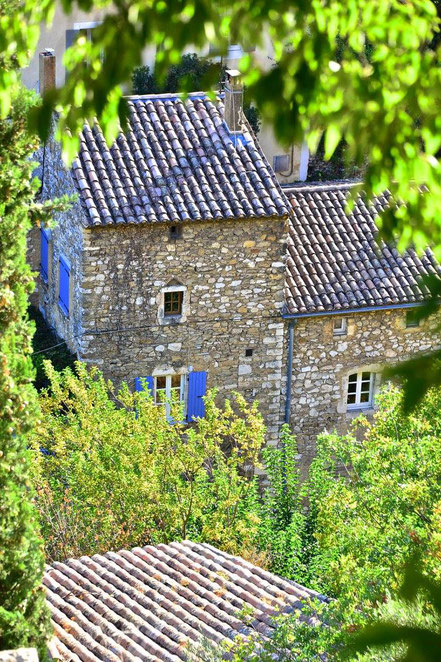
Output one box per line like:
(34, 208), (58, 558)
(164, 290), (183, 316)
(405, 310), (419, 328)
(245, 348), (253, 357)
(169, 225), (182, 240)
(333, 318), (347, 336)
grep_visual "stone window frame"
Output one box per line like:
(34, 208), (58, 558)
(339, 364), (382, 416)
(158, 281), (188, 325)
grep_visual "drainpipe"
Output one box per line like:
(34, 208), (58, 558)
(284, 319), (296, 424)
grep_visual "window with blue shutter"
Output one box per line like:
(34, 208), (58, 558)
(58, 256), (70, 316)
(135, 376), (154, 396)
(187, 371), (207, 421)
(40, 228), (49, 282)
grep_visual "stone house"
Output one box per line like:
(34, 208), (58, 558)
(31, 61), (441, 465)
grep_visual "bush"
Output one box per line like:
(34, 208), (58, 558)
(30, 361), (269, 561)
(307, 385), (441, 608)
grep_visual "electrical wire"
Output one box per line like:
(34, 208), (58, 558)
(31, 310), (285, 356)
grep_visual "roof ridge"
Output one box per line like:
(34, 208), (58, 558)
(125, 90), (219, 101)
(283, 179), (361, 193)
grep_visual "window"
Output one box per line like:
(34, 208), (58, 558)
(164, 290), (183, 316)
(405, 310), (420, 328)
(347, 371), (375, 409)
(58, 256), (70, 316)
(333, 318), (347, 336)
(135, 371), (207, 422)
(245, 348), (254, 357)
(40, 227), (50, 283)
(65, 23), (103, 78)
(154, 374), (185, 422)
(169, 225), (182, 240)
(273, 154), (290, 173)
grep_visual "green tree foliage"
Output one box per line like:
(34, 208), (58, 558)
(307, 385), (441, 608)
(0, 86), (52, 654)
(30, 361), (266, 561)
(226, 385), (441, 661)
(30, 363), (309, 567)
(351, 561), (441, 662)
(132, 53), (261, 134)
(17, 0), (439, 258)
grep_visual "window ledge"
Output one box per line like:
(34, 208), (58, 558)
(346, 406), (374, 416)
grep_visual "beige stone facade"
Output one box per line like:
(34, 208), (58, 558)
(289, 308), (441, 465)
(35, 139), (287, 439)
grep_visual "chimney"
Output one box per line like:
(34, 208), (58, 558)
(39, 48), (56, 95)
(224, 69), (243, 133)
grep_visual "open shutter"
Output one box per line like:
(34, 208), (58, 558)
(187, 371), (207, 421)
(65, 30), (78, 82)
(40, 229), (49, 282)
(58, 256), (70, 316)
(135, 376), (154, 396)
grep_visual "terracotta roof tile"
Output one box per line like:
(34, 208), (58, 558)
(46, 541), (326, 661)
(72, 95), (289, 226)
(284, 182), (441, 314)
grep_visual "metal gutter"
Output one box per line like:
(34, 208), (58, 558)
(284, 319), (296, 424)
(282, 301), (424, 320)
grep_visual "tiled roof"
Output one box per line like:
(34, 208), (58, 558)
(45, 540), (326, 661)
(285, 181), (441, 315)
(71, 94), (289, 226)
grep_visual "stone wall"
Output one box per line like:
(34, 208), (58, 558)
(36, 137), (86, 353)
(289, 308), (441, 466)
(76, 217), (287, 441)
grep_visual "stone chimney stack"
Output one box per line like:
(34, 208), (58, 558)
(39, 48), (56, 95)
(224, 69), (243, 134)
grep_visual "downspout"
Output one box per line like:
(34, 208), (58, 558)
(284, 319), (296, 424)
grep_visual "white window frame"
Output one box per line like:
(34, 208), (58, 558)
(346, 371), (375, 410)
(153, 374), (186, 422)
(333, 317), (347, 336)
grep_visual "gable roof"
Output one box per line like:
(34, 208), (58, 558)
(71, 94), (289, 227)
(45, 540), (326, 661)
(284, 181), (441, 315)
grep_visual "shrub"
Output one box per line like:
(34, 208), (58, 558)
(30, 361), (267, 561)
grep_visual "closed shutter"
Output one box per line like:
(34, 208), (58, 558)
(187, 371), (207, 421)
(135, 376), (154, 396)
(40, 228), (49, 282)
(58, 256), (70, 316)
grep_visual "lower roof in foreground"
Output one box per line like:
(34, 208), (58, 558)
(45, 540), (326, 662)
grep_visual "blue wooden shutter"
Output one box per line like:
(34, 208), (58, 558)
(40, 229), (49, 282)
(58, 256), (70, 316)
(135, 376), (154, 396)
(187, 371), (207, 421)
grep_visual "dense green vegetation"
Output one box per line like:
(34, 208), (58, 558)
(30, 361), (302, 563)
(29, 362), (441, 659)
(0, 86), (52, 654)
